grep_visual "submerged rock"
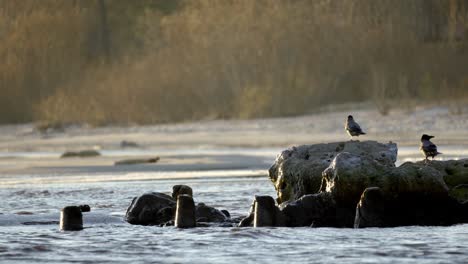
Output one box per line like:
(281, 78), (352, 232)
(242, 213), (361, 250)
(125, 186), (230, 226)
(196, 203), (227, 223)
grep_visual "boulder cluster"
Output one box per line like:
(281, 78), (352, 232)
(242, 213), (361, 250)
(125, 185), (231, 228)
(122, 141), (468, 229)
(240, 140), (468, 228)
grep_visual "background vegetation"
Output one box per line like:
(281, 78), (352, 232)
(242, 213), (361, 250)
(1, 0), (467, 125)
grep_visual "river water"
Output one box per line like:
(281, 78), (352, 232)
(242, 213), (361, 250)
(1, 146), (468, 263)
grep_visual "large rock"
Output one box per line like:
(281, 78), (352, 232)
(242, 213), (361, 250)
(125, 187), (230, 226)
(323, 153), (468, 227)
(354, 186), (468, 228)
(269, 141), (397, 203)
(280, 193), (337, 227)
(264, 141), (468, 228)
(322, 152), (450, 207)
(125, 192), (176, 225)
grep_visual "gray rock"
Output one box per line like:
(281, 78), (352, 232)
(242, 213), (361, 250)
(175, 195), (196, 228)
(269, 141), (397, 203)
(322, 153), (467, 226)
(195, 203), (227, 223)
(354, 187), (385, 228)
(270, 141), (468, 228)
(125, 192), (176, 225)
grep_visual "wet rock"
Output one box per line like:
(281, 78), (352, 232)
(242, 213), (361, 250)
(449, 184), (468, 203)
(354, 186), (468, 228)
(322, 153), (449, 207)
(126, 187), (230, 226)
(254, 196), (286, 227)
(279, 192), (337, 227)
(270, 141), (468, 228)
(60, 206), (83, 231)
(321, 153), (467, 226)
(269, 141), (397, 203)
(354, 187), (385, 228)
(221, 210), (230, 218)
(114, 157), (159, 166)
(238, 196), (285, 227)
(172, 185), (193, 199)
(61, 150), (101, 158)
(175, 195), (196, 228)
(196, 203), (227, 223)
(125, 192), (176, 225)
(79, 205), (91, 212)
(238, 200), (255, 227)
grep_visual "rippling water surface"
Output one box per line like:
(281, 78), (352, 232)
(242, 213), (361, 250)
(1, 146), (468, 263)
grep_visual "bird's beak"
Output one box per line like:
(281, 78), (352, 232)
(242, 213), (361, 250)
(429, 135), (435, 139)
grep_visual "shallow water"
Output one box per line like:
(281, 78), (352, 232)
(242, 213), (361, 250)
(1, 146), (468, 263)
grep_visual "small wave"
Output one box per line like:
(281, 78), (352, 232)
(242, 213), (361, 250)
(15, 211), (34, 215)
(11, 190), (51, 197)
(21, 245), (51, 252)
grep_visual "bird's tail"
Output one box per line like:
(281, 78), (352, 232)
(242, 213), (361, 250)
(437, 152), (442, 155)
(360, 132), (366, 135)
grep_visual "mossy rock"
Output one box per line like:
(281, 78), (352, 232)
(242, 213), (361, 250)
(449, 184), (468, 203)
(443, 160), (468, 188)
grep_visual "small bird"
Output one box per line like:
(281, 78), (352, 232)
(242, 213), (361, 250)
(419, 134), (442, 162)
(345, 115), (366, 140)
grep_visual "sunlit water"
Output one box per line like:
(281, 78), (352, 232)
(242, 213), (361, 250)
(1, 146), (468, 263)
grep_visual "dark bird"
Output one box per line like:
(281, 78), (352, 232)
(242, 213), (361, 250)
(420, 134), (442, 162)
(345, 115), (366, 140)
